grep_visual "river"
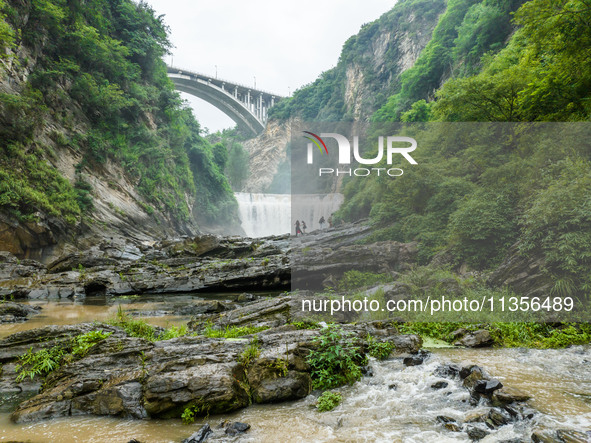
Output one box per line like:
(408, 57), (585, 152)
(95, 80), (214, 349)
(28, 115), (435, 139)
(1, 298), (589, 442)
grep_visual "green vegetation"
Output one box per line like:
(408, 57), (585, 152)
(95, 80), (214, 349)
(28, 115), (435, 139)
(269, 357), (288, 377)
(181, 401), (210, 424)
(338, 270), (392, 291)
(373, 0), (523, 121)
(109, 307), (158, 341)
(71, 330), (112, 357)
(0, 0), (15, 56)
(400, 322), (591, 348)
(269, 0), (591, 298)
(307, 324), (367, 390)
(202, 323), (269, 339)
(0, 0), (237, 226)
(208, 128), (250, 191)
(15, 346), (65, 382)
(345, 0), (591, 291)
(291, 321), (320, 330)
(108, 306), (189, 341)
(433, 0), (591, 122)
(15, 310), (186, 388)
(336, 121), (591, 294)
(238, 337), (261, 367)
(269, 0), (448, 121)
(15, 328), (112, 381)
(158, 325), (188, 341)
(316, 391), (342, 412)
(366, 335), (395, 360)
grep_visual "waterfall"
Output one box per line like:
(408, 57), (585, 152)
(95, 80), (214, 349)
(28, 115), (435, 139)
(235, 192), (344, 238)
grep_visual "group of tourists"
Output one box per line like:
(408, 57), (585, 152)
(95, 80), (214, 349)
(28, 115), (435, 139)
(294, 220), (307, 236)
(294, 214), (333, 236)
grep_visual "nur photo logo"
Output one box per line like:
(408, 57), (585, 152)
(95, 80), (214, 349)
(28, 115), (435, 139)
(303, 131), (418, 177)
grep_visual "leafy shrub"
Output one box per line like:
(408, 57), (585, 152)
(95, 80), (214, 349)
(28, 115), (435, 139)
(307, 324), (367, 389)
(489, 323), (591, 349)
(109, 307), (157, 341)
(109, 306), (188, 341)
(520, 159), (591, 296)
(15, 346), (65, 382)
(398, 321), (591, 349)
(291, 321), (319, 330)
(448, 190), (517, 268)
(0, 0), (239, 226)
(316, 391), (342, 412)
(71, 329), (112, 357)
(181, 402), (210, 424)
(15, 328), (114, 381)
(366, 335), (395, 360)
(267, 358), (289, 377)
(74, 176), (94, 214)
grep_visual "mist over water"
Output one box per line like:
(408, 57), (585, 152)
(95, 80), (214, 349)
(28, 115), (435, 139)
(235, 192), (344, 237)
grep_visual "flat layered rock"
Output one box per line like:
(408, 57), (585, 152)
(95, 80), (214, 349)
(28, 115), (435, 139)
(0, 302), (41, 324)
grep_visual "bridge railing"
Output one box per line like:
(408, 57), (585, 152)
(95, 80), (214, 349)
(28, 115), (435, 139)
(167, 65), (285, 98)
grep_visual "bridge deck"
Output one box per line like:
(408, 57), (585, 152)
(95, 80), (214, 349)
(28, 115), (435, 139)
(167, 66), (284, 136)
(167, 66), (284, 100)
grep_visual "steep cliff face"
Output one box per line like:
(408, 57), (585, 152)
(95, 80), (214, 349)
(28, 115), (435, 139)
(244, 0), (445, 192)
(242, 118), (295, 193)
(339, 8), (440, 121)
(0, 0), (240, 262)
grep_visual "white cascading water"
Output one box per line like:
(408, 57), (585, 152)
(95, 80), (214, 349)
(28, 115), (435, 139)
(235, 192), (344, 237)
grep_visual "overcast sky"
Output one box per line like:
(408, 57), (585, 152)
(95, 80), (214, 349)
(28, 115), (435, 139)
(146, 0), (396, 132)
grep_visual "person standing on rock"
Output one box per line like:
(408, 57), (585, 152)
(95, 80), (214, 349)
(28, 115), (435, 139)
(319, 216), (326, 229)
(295, 220), (303, 236)
(328, 214), (333, 228)
(301, 221), (307, 234)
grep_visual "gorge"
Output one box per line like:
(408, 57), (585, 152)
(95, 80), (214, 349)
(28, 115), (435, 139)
(0, 0), (590, 441)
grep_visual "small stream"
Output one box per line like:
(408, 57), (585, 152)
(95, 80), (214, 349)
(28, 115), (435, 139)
(1, 298), (590, 442)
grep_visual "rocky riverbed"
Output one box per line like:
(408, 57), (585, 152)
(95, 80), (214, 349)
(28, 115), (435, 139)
(0, 290), (589, 442)
(0, 225), (589, 441)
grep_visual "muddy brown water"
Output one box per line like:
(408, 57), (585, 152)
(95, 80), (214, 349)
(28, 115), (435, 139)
(1, 297), (590, 442)
(0, 293), (248, 339)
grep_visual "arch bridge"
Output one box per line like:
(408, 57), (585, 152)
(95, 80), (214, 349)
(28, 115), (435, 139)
(167, 66), (284, 137)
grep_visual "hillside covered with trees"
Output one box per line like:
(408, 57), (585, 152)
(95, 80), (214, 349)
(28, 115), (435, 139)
(273, 0), (591, 298)
(0, 0), (239, 257)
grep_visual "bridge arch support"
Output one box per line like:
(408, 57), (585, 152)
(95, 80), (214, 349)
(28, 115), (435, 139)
(167, 67), (282, 137)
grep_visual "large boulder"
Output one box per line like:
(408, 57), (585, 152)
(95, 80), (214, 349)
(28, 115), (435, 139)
(292, 239), (417, 291)
(4, 326), (318, 423)
(454, 329), (494, 348)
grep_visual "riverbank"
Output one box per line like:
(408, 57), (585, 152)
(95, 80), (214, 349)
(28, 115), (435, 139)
(0, 224), (589, 441)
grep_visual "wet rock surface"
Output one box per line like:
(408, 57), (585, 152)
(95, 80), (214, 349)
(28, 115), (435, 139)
(0, 309), (421, 424)
(403, 350), (430, 367)
(291, 223), (417, 290)
(454, 329), (494, 348)
(0, 223), (418, 300)
(0, 302), (41, 324)
(0, 234), (292, 299)
(0, 225), (586, 440)
(4, 327), (316, 423)
(182, 424), (212, 443)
